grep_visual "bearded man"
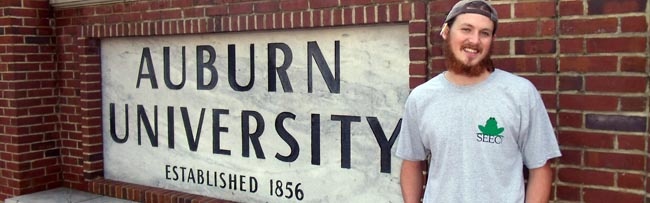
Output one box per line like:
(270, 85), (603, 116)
(395, 0), (561, 202)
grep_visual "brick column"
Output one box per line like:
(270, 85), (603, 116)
(0, 0), (61, 199)
(556, 0), (648, 202)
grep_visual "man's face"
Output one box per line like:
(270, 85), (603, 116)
(442, 13), (495, 76)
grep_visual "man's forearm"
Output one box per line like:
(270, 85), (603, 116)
(525, 161), (553, 203)
(401, 160), (425, 203)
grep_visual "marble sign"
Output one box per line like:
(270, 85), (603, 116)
(101, 24), (410, 203)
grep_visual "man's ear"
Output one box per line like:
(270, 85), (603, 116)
(440, 23), (449, 40)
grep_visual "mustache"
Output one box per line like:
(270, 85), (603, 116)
(461, 43), (482, 52)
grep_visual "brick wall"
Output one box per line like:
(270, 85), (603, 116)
(555, 0), (649, 202)
(0, 0), (648, 202)
(0, 0), (62, 200)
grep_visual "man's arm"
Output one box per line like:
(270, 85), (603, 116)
(525, 161), (553, 203)
(401, 160), (425, 203)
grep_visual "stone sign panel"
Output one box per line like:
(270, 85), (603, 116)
(101, 24), (409, 202)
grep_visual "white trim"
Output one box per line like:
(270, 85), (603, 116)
(50, 0), (134, 8)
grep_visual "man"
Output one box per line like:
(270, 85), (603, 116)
(395, 0), (562, 202)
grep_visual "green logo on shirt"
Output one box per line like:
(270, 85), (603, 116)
(478, 117), (504, 137)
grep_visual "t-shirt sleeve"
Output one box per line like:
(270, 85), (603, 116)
(519, 85), (562, 169)
(395, 95), (428, 161)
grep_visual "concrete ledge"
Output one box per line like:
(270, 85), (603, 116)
(89, 179), (234, 203)
(5, 187), (136, 203)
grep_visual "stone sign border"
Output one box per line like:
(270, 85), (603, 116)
(54, 1), (428, 202)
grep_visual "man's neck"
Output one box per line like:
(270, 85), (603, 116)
(444, 69), (491, 86)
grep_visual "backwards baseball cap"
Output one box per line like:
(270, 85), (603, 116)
(444, 0), (499, 33)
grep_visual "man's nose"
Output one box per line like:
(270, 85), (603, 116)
(467, 32), (480, 44)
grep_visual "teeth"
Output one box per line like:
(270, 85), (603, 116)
(464, 48), (478, 53)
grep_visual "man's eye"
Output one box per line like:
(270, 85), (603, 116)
(481, 31), (491, 37)
(461, 28), (471, 32)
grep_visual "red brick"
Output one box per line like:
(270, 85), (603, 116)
(341, 0), (371, 6)
(515, 39), (556, 55)
(400, 3), (412, 21)
(493, 58), (537, 73)
(354, 7), (364, 24)
(428, 0), (456, 13)
(310, 0), (337, 9)
(343, 8), (352, 25)
(559, 94), (618, 111)
(585, 151), (644, 170)
(558, 168), (614, 186)
(254, 1), (279, 13)
(229, 3), (253, 15)
(206, 5), (227, 16)
(621, 16), (648, 33)
(541, 93), (557, 109)
(556, 185), (581, 201)
(149, 1), (171, 10)
(514, 1), (555, 18)
(322, 9), (332, 26)
(312, 10), (321, 27)
(262, 14), (272, 29)
(618, 134), (645, 151)
(409, 35), (426, 48)
(332, 9), (342, 26)
(558, 130), (614, 148)
(588, 0), (647, 14)
(585, 76), (646, 93)
(560, 56), (617, 72)
(559, 38), (583, 53)
(558, 112), (583, 128)
(0, 0), (22, 7)
(377, 5), (388, 23)
(375, 0), (401, 3)
(496, 21), (537, 37)
(17, 151), (44, 161)
(5, 8), (39, 18)
(413, 2), (426, 20)
(584, 188), (643, 203)
(192, 0), (217, 6)
(540, 20), (555, 36)
(281, 0), (308, 11)
(409, 21), (426, 34)
(130, 1), (150, 12)
(620, 96), (646, 112)
(587, 37), (646, 53)
(409, 49), (426, 61)
(618, 173), (644, 189)
(523, 75), (555, 91)
(430, 59), (445, 73)
(284, 12), (292, 28)
(492, 4), (510, 19)
(559, 76), (582, 91)
(560, 18), (618, 35)
(491, 40), (509, 55)
(541, 57), (558, 73)
(409, 77), (426, 89)
(621, 56), (647, 73)
(365, 6), (375, 24)
(16, 168), (45, 179)
(389, 4), (399, 22)
(409, 63), (426, 76)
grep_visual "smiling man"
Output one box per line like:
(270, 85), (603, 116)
(395, 0), (561, 202)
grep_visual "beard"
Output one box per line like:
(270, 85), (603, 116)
(443, 40), (495, 77)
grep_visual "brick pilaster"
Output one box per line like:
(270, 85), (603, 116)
(0, 0), (61, 199)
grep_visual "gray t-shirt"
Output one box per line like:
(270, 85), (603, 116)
(395, 69), (561, 203)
